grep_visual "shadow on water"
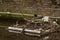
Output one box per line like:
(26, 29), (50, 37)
(0, 16), (26, 26)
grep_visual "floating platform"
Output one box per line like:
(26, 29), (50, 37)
(8, 27), (41, 37)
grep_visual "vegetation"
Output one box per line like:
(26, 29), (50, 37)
(0, 0), (60, 16)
